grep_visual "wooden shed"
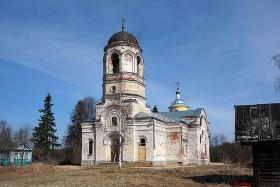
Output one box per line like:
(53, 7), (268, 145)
(235, 103), (280, 186)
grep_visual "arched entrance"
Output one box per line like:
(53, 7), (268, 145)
(111, 137), (120, 162)
(138, 138), (146, 161)
(103, 132), (124, 162)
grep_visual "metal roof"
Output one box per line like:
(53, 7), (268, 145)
(158, 108), (204, 120)
(134, 112), (177, 123)
(108, 31), (139, 47)
(135, 108), (205, 125)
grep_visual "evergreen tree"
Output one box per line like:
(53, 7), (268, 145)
(64, 97), (95, 164)
(152, 105), (158, 113)
(31, 93), (60, 157)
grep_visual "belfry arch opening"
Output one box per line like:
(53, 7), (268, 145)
(111, 53), (120, 74)
(137, 56), (142, 76)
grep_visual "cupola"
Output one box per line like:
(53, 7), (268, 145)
(169, 83), (189, 112)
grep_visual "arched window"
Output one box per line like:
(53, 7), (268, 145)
(111, 53), (119, 74)
(137, 56), (141, 76)
(112, 117), (118, 126)
(139, 138), (146, 146)
(89, 140), (93, 155)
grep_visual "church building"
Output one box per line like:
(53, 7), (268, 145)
(81, 27), (210, 165)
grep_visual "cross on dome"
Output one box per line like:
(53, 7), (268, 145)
(121, 18), (125, 31)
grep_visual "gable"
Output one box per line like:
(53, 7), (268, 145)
(15, 143), (32, 151)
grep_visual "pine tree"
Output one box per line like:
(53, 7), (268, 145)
(152, 105), (158, 113)
(64, 97), (95, 164)
(31, 93), (60, 157)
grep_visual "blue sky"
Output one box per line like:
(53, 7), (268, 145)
(0, 0), (280, 142)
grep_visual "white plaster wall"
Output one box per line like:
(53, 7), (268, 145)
(81, 123), (95, 165)
(154, 122), (167, 162)
(166, 126), (182, 162)
(83, 99), (210, 165)
(95, 128), (108, 162)
(134, 120), (154, 162)
(122, 125), (134, 161)
(187, 126), (199, 164)
(122, 53), (133, 72)
(199, 116), (210, 164)
(181, 126), (189, 163)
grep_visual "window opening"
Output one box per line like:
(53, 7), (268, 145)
(112, 53), (119, 74)
(139, 138), (146, 146)
(112, 117), (118, 126)
(89, 140), (93, 155)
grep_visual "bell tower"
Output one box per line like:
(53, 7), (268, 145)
(102, 27), (148, 113)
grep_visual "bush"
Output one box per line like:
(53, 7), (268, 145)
(210, 142), (252, 165)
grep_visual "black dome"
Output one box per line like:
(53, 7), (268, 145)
(107, 31), (139, 47)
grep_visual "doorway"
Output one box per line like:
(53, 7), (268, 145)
(111, 138), (120, 162)
(138, 138), (146, 161)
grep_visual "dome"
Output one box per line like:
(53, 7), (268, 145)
(170, 98), (186, 105)
(107, 30), (140, 48)
(169, 87), (189, 112)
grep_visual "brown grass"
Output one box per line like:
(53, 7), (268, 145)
(0, 163), (252, 187)
(12, 162), (56, 175)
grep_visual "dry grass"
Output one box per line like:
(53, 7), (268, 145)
(0, 163), (252, 187)
(11, 162), (56, 175)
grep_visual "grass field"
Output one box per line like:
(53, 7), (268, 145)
(0, 163), (252, 187)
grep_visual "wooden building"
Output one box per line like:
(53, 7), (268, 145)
(0, 142), (32, 166)
(235, 103), (280, 186)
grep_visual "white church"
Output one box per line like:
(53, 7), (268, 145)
(81, 27), (210, 165)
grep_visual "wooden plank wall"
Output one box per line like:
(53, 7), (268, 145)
(253, 141), (280, 186)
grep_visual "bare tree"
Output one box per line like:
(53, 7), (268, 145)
(0, 120), (13, 164)
(14, 125), (31, 166)
(273, 54), (280, 91)
(219, 134), (228, 145)
(273, 54), (280, 68)
(115, 76), (124, 169)
(210, 134), (228, 162)
(14, 125), (31, 144)
(83, 97), (96, 120)
(111, 74), (129, 169)
(210, 134), (218, 147)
